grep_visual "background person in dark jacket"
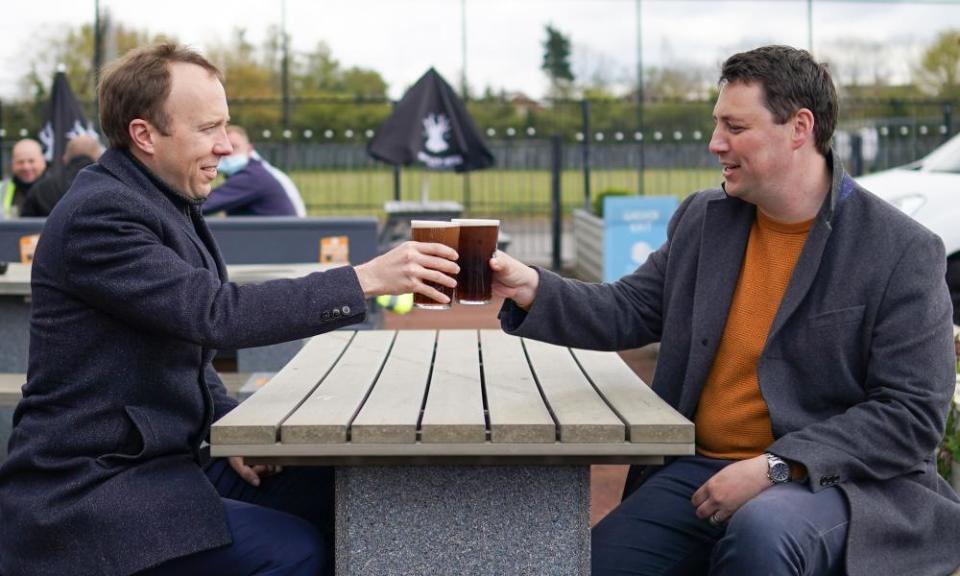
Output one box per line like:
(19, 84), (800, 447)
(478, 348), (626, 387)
(490, 45), (960, 576)
(20, 134), (103, 217)
(0, 43), (459, 576)
(202, 125), (302, 216)
(1, 138), (47, 217)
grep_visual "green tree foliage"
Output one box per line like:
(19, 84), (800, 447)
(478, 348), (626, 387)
(19, 21), (169, 104)
(542, 24), (574, 98)
(915, 29), (960, 98)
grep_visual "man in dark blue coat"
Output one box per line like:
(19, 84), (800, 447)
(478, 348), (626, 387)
(0, 43), (459, 576)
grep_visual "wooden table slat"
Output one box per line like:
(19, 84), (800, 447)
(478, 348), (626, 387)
(211, 331), (353, 444)
(570, 348), (694, 444)
(281, 330), (396, 444)
(420, 330), (486, 443)
(479, 330), (555, 443)
(350, 330), (436, 443)
(522, 338), (625, 443)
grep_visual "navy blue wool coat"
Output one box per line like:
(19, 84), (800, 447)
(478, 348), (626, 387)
(0, 149), (366, 576)
(502, 152), (960, 576)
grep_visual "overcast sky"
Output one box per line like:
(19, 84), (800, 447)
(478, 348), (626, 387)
(2, 0), (960, 101)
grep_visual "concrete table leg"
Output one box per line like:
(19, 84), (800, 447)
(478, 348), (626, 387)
(336, 465), (590, 576)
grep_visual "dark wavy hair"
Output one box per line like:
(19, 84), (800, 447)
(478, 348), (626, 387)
(720, 45), (837, 156)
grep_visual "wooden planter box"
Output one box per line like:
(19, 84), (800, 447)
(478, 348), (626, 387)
(573, 208), (604, 282)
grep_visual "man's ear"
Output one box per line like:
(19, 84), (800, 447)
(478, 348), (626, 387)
(128, 119), (156, 156)
(791, 108), (815, 151)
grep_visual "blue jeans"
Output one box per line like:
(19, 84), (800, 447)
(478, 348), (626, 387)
(137, 459), (334, 576)
(592, 456), (849, 576)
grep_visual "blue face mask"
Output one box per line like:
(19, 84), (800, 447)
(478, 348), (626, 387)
(218, 154), (249, 177)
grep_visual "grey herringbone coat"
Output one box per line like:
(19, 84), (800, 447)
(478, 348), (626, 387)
(502, 153), (960, 576)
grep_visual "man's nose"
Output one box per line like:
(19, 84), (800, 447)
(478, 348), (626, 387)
(215, 131), (234, 156)
(708, 128), (727, 155)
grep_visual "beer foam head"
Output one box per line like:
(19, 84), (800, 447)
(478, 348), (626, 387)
(411, 220), (458, 228)
(451, 219), (500, 227)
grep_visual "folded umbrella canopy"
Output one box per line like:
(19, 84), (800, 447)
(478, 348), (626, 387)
(368, 68), (494, 173)
(38, 70), (98, 171)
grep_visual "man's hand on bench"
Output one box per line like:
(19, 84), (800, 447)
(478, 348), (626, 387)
(229, 456), (282, 487)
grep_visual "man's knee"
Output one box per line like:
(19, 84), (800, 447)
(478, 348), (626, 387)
(711, 488), (847, 576)
(260, 517), (326, 575)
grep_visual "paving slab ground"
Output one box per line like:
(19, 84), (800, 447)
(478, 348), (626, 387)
(383, 295), (659, 527)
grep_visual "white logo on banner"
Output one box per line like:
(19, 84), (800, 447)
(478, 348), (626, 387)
(418, 113), (463, 169)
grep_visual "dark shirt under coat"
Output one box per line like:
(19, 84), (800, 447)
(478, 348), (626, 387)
(0, 148), (367, 576)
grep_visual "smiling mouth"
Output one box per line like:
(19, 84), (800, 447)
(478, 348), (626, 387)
(721, 164), (739, 177)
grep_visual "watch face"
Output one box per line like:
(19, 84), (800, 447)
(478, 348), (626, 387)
(770, 462), (791, 483)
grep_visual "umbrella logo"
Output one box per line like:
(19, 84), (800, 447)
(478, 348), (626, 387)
(417, 113), (463, 169)
(422, 113), (450, 154)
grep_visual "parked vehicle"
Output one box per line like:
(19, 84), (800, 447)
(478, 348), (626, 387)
(855, 132), (960, 325)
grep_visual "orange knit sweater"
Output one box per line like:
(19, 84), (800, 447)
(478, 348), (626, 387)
(695, 211), (813, 460)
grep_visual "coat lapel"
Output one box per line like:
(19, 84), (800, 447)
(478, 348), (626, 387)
(680, 193), (754, 413)
(766, 152), (847, 345)
(98, 150), (223, 280)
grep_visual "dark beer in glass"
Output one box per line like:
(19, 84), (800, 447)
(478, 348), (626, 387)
(452, 218), (499, 305)
(411, 220), (460, 309)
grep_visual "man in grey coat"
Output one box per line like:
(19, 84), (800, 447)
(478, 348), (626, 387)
(0, 44), (459, 576)
(492, 46), (960, 575)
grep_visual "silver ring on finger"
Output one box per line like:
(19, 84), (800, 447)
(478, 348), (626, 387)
(708, 512), (725, 527)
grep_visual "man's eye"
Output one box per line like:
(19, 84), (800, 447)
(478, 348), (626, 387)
(728, 126), (744, 134)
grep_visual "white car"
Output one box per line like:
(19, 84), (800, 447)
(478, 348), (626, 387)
(855, 132), (960, 325)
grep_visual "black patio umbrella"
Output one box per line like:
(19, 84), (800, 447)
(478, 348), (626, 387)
(38, 70), (98, 171)
(368, 68), (494, 173)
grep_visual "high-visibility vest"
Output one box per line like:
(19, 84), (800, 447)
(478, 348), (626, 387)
(2, 179), (15, 215)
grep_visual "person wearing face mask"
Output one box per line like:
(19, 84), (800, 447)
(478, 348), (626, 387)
(201, 125), (301, 216)
(2, 139), (48, 218)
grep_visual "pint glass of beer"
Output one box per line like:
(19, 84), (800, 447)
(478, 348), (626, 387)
(451, 218), (499, 305)
(410, 220), (460, 309)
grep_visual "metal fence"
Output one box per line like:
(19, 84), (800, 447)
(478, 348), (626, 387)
(1, 96), (956, 268)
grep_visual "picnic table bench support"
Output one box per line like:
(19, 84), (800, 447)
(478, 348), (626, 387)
(335, 465), (590, 576)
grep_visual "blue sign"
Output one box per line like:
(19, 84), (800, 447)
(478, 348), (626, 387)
(603, 196), (678, 283)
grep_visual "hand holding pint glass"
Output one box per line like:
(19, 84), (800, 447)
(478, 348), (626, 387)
(452, 219), (500, 305)
(410, 220), (461, 309)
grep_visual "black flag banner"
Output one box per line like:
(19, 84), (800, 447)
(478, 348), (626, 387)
(368, 68), (493, 173)
(38, 70), (98, 169)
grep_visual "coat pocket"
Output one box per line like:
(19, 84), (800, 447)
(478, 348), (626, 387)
(809, 305), (866, 329)
(95, 406), (150, 466)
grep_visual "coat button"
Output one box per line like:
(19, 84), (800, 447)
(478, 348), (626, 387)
(332, 308), (342, 319)
(342, 305), (351, 315)
(321, 311), (331, 321)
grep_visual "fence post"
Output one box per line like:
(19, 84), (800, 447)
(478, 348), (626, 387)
(551, 135), (563, 271)
(944, 103), (953, 143)
(0, 99), (4, 181)
(850, 132), (864, 176)
(391, 100), (401, 201)
(581, 99), (591, 212)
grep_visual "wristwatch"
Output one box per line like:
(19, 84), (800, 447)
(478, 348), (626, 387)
(765, 453), (792, 485)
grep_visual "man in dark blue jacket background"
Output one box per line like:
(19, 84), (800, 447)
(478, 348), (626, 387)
(0, 43), (459, 576)
(202, 125), (303, 217)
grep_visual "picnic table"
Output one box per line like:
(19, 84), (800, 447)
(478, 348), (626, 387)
(212, 329), (694, 575)
(0, 263), (340, 372)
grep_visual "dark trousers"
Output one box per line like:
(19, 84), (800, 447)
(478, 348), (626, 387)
(137, 459), (335, 576)
(592, 456), (849, 576)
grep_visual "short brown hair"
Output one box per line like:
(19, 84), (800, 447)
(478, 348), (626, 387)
(720, 45), (837, 156)
(98, 43), (223, 150)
